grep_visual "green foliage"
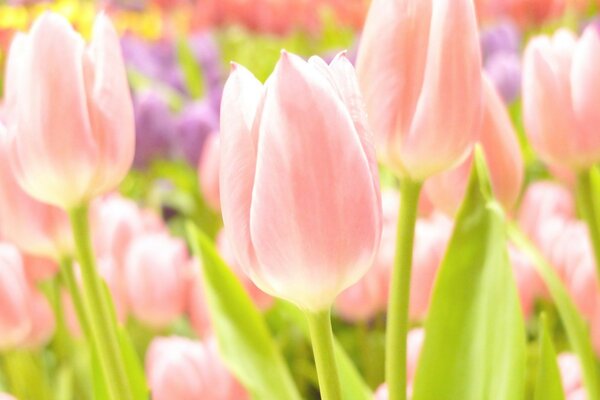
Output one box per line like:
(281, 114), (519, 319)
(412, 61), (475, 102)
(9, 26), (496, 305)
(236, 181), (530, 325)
(412, 150), (527, 400)
(534, 314), (565, 400)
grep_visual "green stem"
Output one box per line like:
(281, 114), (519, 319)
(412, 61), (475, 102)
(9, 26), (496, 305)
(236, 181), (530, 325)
(48, 273), (70, 363)
(576, 170), (600, 284)
(386, 179), (422, 400)
(58, 257), (92, 341)
(68, 205), (132, 400)
(305, 310), (342, 400)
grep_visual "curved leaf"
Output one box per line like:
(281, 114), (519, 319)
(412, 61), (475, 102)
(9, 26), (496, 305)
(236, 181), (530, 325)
(534, 314), (565, 400)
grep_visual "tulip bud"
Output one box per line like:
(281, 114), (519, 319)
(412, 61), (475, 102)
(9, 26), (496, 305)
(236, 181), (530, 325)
(198, 132), (221, 211)
(523, 28), (600, 171)
(356, 0), (482, 180)
(124, 233), (190, 327)
(146, 336), (248, 400)
(4, 12), (134, 209)
(0, 243), (32, 349)
(425, 74), (523, 215)
(220, 52), (382, 312)
(0, 125), (71, 259)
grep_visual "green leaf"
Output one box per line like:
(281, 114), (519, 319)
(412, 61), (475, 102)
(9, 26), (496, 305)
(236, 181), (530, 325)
(412, 150), (527, 400)
(117, 327), (149, 400)
(186, 223), (302, 400)
(275, 301), (373, 400)
(176, 37), (205, 99)
(534, 314), (565, 400)
(508, 224), (600, 399)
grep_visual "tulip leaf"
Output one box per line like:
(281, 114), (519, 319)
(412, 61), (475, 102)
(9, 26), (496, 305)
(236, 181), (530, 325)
(508, 224), (600, 399)
(412, 150), (527, 400)
(186, 223), (302, 400)
(176, 37), (205, 99)
(534, 314), (565, 400)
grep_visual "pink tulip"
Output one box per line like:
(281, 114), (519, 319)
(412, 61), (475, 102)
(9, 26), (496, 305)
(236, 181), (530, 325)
(518, 181), (575, 240)
(198, 132), (221, 211)
(124, 233), (190, 327)
(0, 242), (32, 349)
(22, 255), (59, 283)
(558, 353), (584, 396)
(21, 290), (55, 349)
(220, 52), (382, 312)
(523, 28), (600, 171)
(509, 246), (546, 317)
(484, 0), (565, 26)
(0, 394), (17, 400)
(146, 336), (248, 400)
(187, 262), (212, 338)
(3, 12), (134, 209)
(425, 74), (523, 215)
(0, 125), (71, 259)
(356, 0), (482, 180)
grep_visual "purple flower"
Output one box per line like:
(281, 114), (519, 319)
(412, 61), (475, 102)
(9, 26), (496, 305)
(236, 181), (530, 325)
(485, 52), (522, 103)
(480, 20), (521, 62)
(133, 91), (176, 168)
(174, 101), (219, 165)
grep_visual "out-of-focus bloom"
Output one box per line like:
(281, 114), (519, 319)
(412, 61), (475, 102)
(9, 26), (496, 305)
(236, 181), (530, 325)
(356, 0), (482, 180)
(0, 127), (71, 259)
(220, 52), (382, 312)
(187, 261), (212, 338)
(425, 75), (523, 215)
(146, 336), (248, 400)
(124, 233), (190, 327)
(518, 181), (575, 240)
(523, 28), (600, 171)
(485, 0), (566, 26)
(21, 290), (55, 349)
(97, 257), (130, 323)
(0, 243), (32, 349)
(481, 21), (521, 61)
(175, 101), (219, 165)
(133, 91), (175, 168)
(4, 12), (135, 209)
(509, 246), (546, 317)
(374, 328), (425, 399)
(0, 394), (16, 400)
(216, 232), (273, 311)
(485, 52), (522, 103)
(558, 353), (586, 399)
(22, 255), (59, 283)
(198, 132), (221, 210)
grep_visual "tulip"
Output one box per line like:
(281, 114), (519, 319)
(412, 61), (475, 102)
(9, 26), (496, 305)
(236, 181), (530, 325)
(21, 290), (55, 349)
(187, 262), (212, 338)
(356, 0), (482, 181)
(0, 394), (16, 400)
(508, 246), (546, 317)
(480, 21), (521, 62)
(133, 91), (175, 168)
(425, 74), (523, 215)
(523, 28), (600, 171)
(220, 52), (381, 312)
(175, 101), (219, 165)
(220, 51), (381, 400)
(198, 132), (221, 211)
(146, 336), (248, 400)
(0, 126), (71, 259)
(124, 233), (190, 327)
(4, 12), (134, 209)
(357, 2), (480, 397)
(558, 353), (584, 396)
(486, 0), (566, 26)
(485, 52), (522, 103)
(0, 243), (31, 349)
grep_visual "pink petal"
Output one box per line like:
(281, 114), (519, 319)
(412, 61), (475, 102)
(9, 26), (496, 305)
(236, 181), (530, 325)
(249, 52), (381, 311)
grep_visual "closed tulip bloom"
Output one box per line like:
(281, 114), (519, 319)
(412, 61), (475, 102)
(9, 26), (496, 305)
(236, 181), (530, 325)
(187, 262), (212, 338)
(124, 233), (190, 327)
(356, 0), (482, 180)
(558, 353), (584, 397)
(425, 75), (523, 215)
(0, 127), (71, 259)
(146, 336), (248, 400)
(523, 28), (600, 171)
(4, 12), (134, 209)
(198, 132), (221, 211)
(21, 290), (55, 349)
(220, 52), (382, 312)
(0, 394), (16, 400)
(0, 243), (32, 349)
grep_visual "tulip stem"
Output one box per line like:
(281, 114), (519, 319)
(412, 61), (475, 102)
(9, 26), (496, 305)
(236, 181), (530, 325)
(386, 178), (422, 400)
(58, 257), (92, 341)
(68, 205), (133, 400)
(576, 169), (600, 284)
(305, 309), (342, 400)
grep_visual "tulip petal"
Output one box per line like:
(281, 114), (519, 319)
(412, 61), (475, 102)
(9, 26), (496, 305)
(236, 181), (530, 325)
(219, 64), (263, 277)
(356, 0), (432, 174)
(404, 0), (482, 180)
(571, 27), (600, 165)
(8, 13), (98, 207)
(249, 53), (381, 311)
(85, 14), (135, 197)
